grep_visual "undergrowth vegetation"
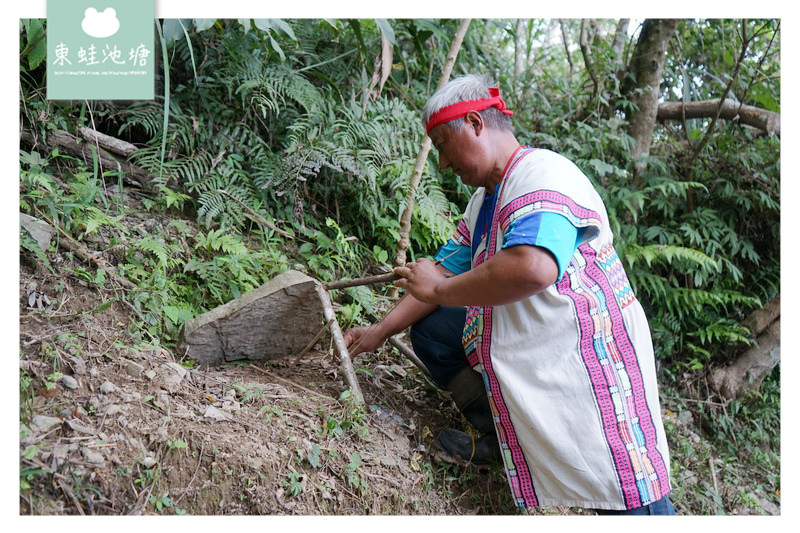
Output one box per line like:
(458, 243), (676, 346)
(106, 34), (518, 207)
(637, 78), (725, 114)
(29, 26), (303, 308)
(19, 18), (780, 515)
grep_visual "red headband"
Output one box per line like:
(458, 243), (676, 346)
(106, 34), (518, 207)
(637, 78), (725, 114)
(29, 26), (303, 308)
(425, 87), (513, 133)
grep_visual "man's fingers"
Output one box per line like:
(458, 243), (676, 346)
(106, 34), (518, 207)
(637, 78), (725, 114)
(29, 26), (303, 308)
(342, 328), (361, 347)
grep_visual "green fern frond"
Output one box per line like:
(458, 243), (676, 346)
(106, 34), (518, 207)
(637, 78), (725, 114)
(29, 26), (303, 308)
(135, 237), (170, 268)
(82, 206), (127, 237)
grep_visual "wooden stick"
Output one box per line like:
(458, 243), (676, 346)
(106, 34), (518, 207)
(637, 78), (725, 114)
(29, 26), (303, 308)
(324, 249), (459, 291)
(387, 336), (431, 378)
(79, 126), (138, 157)
(292, 319), (333, 359)
(215, 189), (297, 241)
(323, 272), (399, 291)
(249, 365), (336, 402)
(393, 18), (471, 271)
(315, 284), (364, 403)
(34, 207), (137, 291)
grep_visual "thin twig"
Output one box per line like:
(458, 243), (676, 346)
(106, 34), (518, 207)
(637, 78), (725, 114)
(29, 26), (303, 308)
(662, 395), (729, 408)
(249, 365), (336, 402)
(173, 439), (205, 506)
(709, 457), (720, 496)
(58, 480), (85, 515)
(292, 319), (333, 359)
(215, 189), (298, 241)
(33, 206), (137, 291)
(686, 19), (751, 180)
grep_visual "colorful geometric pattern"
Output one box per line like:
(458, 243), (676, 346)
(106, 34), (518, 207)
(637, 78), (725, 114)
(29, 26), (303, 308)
(497, 189), (603, 235)
(596, 245), (636, 309)
(555, 244), (670, 509)
(462, 306), (482, 367)
(453, 218), (471, 247)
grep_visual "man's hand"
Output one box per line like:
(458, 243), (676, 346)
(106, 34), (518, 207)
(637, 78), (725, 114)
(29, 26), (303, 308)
(394, 245), (558, 307)
(393, 258), (449, 304)
(342, 325), (387, 357)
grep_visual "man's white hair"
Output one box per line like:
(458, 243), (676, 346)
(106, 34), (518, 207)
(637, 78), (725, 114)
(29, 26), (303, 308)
(422, 74), (514, 132)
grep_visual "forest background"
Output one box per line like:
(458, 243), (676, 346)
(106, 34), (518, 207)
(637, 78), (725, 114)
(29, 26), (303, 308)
(12, 5), (788, 519)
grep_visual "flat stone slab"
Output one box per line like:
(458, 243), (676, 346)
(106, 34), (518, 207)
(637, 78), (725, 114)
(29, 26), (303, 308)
(178, 270), (325, 366)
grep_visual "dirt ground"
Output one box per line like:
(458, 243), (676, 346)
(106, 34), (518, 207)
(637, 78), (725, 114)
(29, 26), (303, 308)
(18, 195), (567, 516)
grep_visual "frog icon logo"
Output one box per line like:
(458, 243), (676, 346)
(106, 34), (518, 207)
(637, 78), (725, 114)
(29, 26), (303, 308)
(81, 7), (120, 38)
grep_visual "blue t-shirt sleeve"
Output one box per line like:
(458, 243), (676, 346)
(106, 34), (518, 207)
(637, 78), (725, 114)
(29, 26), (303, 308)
(435, 239), (472, 275)
(501, 212), (584, 280)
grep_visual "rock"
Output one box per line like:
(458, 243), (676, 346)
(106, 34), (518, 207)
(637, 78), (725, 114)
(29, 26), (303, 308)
(678, 410), (694, 426)
(51, 443), (78, 467)
(757, 497), (780, 515)
(221, 400), (241, 412)
(178, 270), (327, 365)
(88, 395), (103, 412)
(163, 362), (187, 379)
(143, 370), (156, 381)
(155, 391), (170, 408)
(20, 212), (55, 252)
(31, 415), (63, 433)
(102, 404), (121, 416)
(141, 456), (158, 468)
(99, 381), (116, 394)
(379, 456), (399, 467)
(154, 364), (185, 393)
(370, 405), (405, 427)
(60, 375), (79, 390)
(69, 356), (87, 376)
(123, 359), (145, 377)
(203, 405), (232, 422)
(81, 447), (105, 465)
(65, 419), (95, 435)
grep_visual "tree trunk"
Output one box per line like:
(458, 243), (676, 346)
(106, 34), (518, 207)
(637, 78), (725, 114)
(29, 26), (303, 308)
(709, 319), (780, 401)
(79, 126), (138, 157)
(657, 99), (780, 136)
(514, 19), (525, 77)
(625, 19), (680, 184)
(611, 19), (630, 67)
(393, 19), (471, 271)
(579, 19), (601, 105)
(559, 20), (574, 78)
(709, 296), (781, 400)
(742, 296), (781, 336)
(21, 128), (156, 193)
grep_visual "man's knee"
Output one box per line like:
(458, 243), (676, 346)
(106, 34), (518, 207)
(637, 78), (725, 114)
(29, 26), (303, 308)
(409, 306), (468, 386)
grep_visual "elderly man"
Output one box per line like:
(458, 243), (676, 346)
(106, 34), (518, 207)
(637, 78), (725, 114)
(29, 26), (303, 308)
(344, 74), (674, 514)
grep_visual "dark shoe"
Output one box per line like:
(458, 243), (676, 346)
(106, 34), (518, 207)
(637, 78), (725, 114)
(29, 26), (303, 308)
(436, 428), (500, 465)
(445, 367), (496, 435)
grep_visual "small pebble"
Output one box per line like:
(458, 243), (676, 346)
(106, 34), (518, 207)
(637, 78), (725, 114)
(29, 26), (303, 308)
(31, 415), (63, 433)
(60, 375), (79, 390)
(124, 360), (144, 377)
(81, 447), (105, 465)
